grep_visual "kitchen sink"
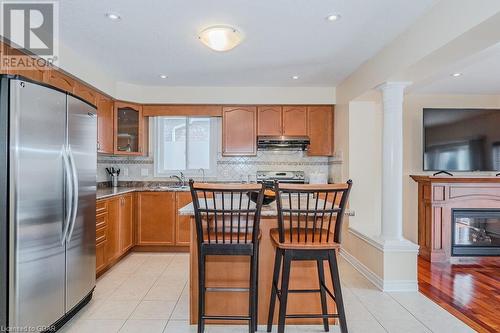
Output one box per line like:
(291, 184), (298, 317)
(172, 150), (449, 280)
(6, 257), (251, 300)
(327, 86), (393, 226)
(151, 185), (189, 191)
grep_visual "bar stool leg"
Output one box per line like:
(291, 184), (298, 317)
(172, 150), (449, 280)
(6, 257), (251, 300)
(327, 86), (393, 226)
(277, 251), (292, 333)
(198, 251), (206, 333)
(328, 250), (348, 333)
(317, 259), (329, 332)
(254, 241), (260, 332)
(249, 250), (257, 333)
(267, 249), (283, 332)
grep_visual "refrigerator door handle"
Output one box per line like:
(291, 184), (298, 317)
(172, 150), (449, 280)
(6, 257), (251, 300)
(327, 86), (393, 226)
(66, 145), (79, 243)
(62, 145), (73, 245)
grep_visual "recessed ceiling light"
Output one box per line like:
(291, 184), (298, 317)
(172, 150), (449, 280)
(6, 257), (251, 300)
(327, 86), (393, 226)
(326, 14), (341, 21)
(105, 12), (121, 21)
(159, 74), (167, 79)
(198, 25), (243, 52)
(451, 72), (462, 77)
(292, 75), (300, 80)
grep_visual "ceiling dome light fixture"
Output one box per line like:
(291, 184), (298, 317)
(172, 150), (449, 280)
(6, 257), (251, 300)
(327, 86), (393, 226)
(292, 75), (300, 80)
(451, 72), (463, 77)
(326, 14), (341, 21)
(198, 25), (243, 52)
(105, 12), (121, 21)
(159, 74), (167, 79)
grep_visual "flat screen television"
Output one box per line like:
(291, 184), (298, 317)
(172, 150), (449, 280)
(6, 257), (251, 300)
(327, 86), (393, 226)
(423, 108), (500, 171)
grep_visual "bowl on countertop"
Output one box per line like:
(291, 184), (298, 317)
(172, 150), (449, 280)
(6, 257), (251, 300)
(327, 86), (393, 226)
(247, 189), (276, 205)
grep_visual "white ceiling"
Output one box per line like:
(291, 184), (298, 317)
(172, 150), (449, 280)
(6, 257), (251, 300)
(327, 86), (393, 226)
(59, 0), (436, 87)
(414, 43), (500, 95)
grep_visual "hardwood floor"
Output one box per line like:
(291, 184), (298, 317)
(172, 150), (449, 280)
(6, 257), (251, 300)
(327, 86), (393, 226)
(418, 256), (500, 333)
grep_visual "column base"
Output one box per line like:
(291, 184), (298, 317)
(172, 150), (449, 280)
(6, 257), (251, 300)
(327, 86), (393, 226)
(342, 228), (420, 292)
(372, 236), (420, 252)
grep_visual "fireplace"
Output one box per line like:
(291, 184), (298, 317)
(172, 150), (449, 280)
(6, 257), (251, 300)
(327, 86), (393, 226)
(452, 209), (500, 256)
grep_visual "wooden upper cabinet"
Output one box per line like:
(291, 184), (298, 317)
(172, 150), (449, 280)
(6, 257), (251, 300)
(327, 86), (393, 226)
(119, 194), (134, 253)
(96, 95), (114, 154)
(73, 81), (97, 106)
(257, 106), (282, 136)
(137, 192), (176, 245)
(282, 106), (307, 136)
(43, 68), (75, 92)
(0, 46), (45, 81)
(114, 101), (148, 156)
(222, 106), (257, 156)
(307, 106), (334, 156)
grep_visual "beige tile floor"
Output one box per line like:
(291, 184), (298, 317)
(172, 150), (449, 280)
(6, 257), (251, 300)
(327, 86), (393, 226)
(59, 253), (474, 333)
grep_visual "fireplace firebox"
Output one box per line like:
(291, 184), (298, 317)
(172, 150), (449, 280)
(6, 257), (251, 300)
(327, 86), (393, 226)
(452, 209), (500, 256)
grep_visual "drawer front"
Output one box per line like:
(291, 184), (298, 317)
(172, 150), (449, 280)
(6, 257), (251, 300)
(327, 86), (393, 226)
(96, 241), (107, 273)
(96, 226), (107, 244)
(96, 212), (108, 229)
(96, 200), (108, 215)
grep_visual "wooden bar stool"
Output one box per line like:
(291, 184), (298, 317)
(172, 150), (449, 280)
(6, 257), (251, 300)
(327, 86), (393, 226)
(189, 180), (265, 333)
(267, 180), (353, 333)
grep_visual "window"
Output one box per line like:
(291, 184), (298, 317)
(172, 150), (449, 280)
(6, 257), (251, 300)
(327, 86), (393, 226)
(155, 117), (217, 176)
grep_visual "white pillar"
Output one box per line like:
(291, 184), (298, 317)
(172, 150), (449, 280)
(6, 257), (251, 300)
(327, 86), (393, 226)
(378, 82), (411, 242)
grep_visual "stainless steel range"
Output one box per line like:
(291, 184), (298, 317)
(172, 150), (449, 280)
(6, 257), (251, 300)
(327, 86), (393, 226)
(256, 171), (305, 186)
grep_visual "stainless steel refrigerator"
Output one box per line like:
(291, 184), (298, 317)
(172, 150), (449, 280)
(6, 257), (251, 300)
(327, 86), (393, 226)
(0, 76), (96, 332)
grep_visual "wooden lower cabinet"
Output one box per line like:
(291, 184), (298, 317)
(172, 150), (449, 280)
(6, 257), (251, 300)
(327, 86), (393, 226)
(175, 192), (192, 246)
(106, 197), (121, 262)
(137, 191), (190, 247)
(96, 190), (192, 276)
(96, 193), (135, 275)
(96, 226), (107, 274)
(95, 200), (109, 275)
(137, 192), (176, 245)
(119, 193), (134, 253)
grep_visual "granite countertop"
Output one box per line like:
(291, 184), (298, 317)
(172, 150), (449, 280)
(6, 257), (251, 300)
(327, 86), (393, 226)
(179, 196), (329, 217)
(96, 185), (190, 200)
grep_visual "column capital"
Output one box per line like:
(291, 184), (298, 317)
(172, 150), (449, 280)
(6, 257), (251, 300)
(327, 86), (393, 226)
(376, 81), (412, 92)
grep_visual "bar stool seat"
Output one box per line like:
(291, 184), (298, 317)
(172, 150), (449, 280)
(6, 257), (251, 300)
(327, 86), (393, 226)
(270, 228), (340, 250)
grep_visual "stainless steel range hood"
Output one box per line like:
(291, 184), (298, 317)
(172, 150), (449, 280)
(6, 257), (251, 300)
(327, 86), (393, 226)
(257, 136), (310, 151)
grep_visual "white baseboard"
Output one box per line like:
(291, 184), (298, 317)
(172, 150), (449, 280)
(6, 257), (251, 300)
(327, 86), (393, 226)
(340, 249), (418, 292)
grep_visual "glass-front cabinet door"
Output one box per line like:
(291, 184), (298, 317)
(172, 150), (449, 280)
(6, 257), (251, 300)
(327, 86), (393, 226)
(114, 102), (147, 155)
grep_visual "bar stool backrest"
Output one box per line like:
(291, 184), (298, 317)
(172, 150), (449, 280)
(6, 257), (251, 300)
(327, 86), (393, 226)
(189, 180), (265, 246)
(274, 180), (353, 244)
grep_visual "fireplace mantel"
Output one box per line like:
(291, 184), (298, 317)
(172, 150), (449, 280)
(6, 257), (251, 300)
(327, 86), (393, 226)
(411, 175), (500, 262)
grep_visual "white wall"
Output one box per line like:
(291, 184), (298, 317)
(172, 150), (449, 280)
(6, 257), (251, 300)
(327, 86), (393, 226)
(115, 82), (336, 104)
(403, 93), (500, 243)
(348, 101), (382, 236)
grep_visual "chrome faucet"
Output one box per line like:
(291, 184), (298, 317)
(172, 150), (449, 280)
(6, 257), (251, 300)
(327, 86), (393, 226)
(169, 171), (186, 186)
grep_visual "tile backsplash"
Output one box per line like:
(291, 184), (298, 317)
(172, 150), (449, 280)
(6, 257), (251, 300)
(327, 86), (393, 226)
(98, 150), (342, 183)
(98, 118), (343, 183)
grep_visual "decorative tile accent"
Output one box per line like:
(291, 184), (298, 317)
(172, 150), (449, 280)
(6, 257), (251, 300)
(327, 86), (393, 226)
(97, 150), (343, 183)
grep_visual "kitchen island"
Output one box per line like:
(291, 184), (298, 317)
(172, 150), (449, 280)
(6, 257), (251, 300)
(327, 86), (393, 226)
(179, 199), (338, 325)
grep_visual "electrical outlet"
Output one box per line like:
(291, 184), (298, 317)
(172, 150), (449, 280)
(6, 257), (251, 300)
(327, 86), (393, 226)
(140, 168), (149, 176)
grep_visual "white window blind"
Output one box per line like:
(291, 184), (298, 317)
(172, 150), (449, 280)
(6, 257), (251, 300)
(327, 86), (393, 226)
(155, 117), (217, 176)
